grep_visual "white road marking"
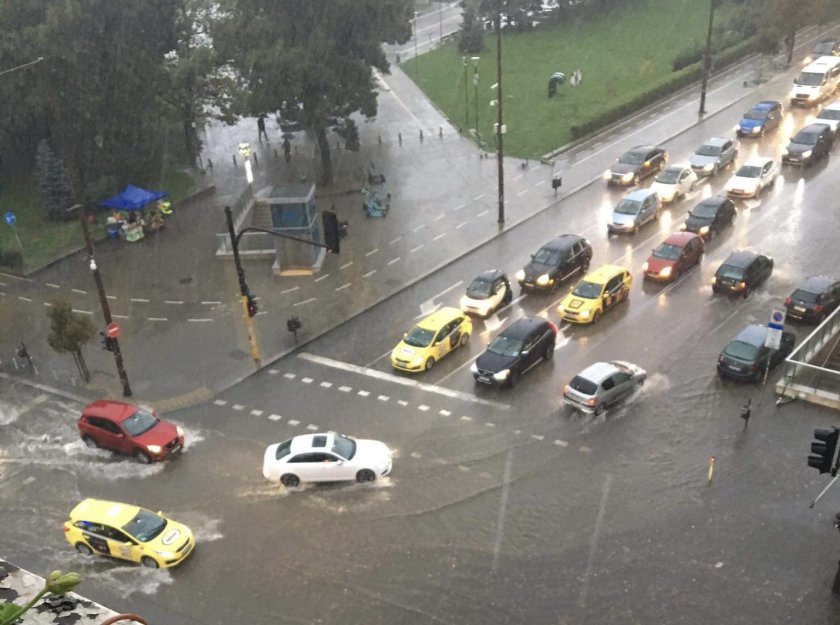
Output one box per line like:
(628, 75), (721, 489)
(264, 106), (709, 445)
(269, 414), (282, 421)
(283, 372), (296, 379)
(531, 434), (545, 441)
(213, 399), (227, 406)
(460, 415), (473, 422)
(201, 300), (222, 305)
(294, 297), (317, 307)
(112, 314), (129, 320)
(434, 214), (446, 221)
(473, 194), (485, 201)
(432, 232), (446, 241)
(281, 286), (299, 294)
(477, 209), (489, 217)
(232, 404), (245, 411)
(297, 353), (509, 409)
(456, 221), (470, 229)
(106, 295), (117, 300)
(389, 236), (403, 245)
(250, 409), (263, 416)
(536, 179), (545, 186)
(288, 419), (300, 426)
(378, 395), (389, 402)
(554, 439), (568, 447)
(314, 274), (330, 282)
(320, 381), (333, 388)
(164, 300), (184, 305)
(365, 248), (379, 257)
(485, 422), (495, 427)
(336, 283), (352, 291)
(340, 261), (354, 270)
(72, 309), (93, 315)
(130, 298), (149, 303)
(148, 317), (168, 322)
(187, 318), (212, 322)
(43, 302), (51, 307)
(453, 203), (466, 211)
(458, 465), (471, 472)
(579, 446), (593, 454)
(339, 386), (352, 392)
(71, 288), (87, 295)
(439, 409), (451, 416)
(512, 174), (523, 181)
(431, 281), (464, 301)
(302, 377), (313, 384)
(554, 336), (572, 351)
(363, 270), (377, 279)
(387, 257), (401, 266)
(418, 405), (430, 411)
(398, 400), (408, 406)
(413, 224), (426, 233)
(306, 424), (318, 431)
(579, 473), (613, 609)
(358, 390), (370, 397)
(410, 245), (424, 253)
(410, 452), (422, 459)
(268, 369), (279, 375)
(375, 69), (425, 127)
(517, 189), (528, 197)
(18, 296), (32, 302)
(46, 283), (60, 289)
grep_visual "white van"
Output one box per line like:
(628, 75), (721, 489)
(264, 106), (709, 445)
(791, 56), (840, 106)
(815, 100), (840, 135)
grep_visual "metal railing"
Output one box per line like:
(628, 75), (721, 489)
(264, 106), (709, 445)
(215, 231), (276, 257)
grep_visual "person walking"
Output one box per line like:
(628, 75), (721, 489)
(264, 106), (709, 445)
(283, 138), (291, 163)
(257, 114), (269, 142)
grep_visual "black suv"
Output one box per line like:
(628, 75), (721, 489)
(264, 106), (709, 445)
(717, 324), (796, 382)
(681, 195), (736, 240)
(783, 123), (834, 167)
(472, 317), (557, 387)
(517, 234), (592, 291)
(712, 250), (773, 297)
(785, 275), (840, 323)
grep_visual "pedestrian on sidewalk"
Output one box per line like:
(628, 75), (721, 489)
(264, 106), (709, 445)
(257, 114), (269, 142)
(283, 138), (291, 163)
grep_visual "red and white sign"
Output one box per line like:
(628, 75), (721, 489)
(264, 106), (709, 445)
(106, 322), (120, 338)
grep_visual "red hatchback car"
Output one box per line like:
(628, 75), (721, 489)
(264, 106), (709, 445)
(642, 232), (704, 282)
(78, 400), (185, 464)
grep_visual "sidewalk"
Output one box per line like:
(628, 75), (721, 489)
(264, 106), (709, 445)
(0, 24), (834, 409)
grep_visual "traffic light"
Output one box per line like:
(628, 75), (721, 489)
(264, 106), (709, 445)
(322, 210), (340, 254)
(808, 427), (839, 475)
(246, 294), (258, 317)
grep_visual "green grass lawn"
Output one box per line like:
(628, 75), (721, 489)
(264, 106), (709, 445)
(0, 169), (196, 274)
(403, 0), (734, 158)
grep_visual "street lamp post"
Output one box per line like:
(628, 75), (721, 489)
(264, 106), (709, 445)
(699, 0), (716, 115)
(472, 57), (481, 143)
(78, 207), (132, 397)
(463, 56), (470, 131)
(439, 1), (443, 41)
(414, 8), (419, 75)
(495, 0), (505, 225)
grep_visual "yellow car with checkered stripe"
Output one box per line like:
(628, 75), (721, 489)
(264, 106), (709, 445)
(391, 307), (472, 372)
(557, 264), (632, 324)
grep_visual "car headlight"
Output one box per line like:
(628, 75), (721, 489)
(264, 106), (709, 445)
(603, 170), (612, 181)
(493, 369), (510, 381)
(147, 445), (162, 454)
(470, 362), (479, 373)
(699, 226), (709, 235)
(536, 273), (550, 286)
(711, 276), (717, 284)
(641, 261), (649, 272)
(579, 310), (590, 319)
(515, 269), (525, 281)
(176, 426), (185, 437)
(801, 150), (812, 158)
(679, 223), (687, 231)
(155, 550), (174, 559)
(411, 356), (424, 366)
(621, 172), (634, 182)
(751, 126), (761, 134)
(659, 266), (672, 278)
(701, 163), (713, 171)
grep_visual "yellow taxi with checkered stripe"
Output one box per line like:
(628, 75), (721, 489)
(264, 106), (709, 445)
(557, 264), (632, 324)
(391, 307), (472, 372)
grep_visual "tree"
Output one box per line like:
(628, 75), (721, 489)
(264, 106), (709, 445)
(47, 297), (96, 383)
(459, 1), (485, 53)
(35, 139), (74, 220)
(213, 0), (413, 184)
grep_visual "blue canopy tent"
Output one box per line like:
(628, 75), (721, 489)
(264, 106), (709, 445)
(101, 184), (168, 211)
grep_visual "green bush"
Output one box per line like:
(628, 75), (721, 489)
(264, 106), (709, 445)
(0, 249), (23, 269)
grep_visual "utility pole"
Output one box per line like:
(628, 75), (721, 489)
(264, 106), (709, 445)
(463, 56), (470, 131)
(413, 5), (419, 76)
(78, 206), (132, 397)
(438, 1), (443, 42)
(473, 57), (480, 142)
(495, 0), (505, 225)
(224, 206), (261, 365)
(698, 0), (716, 115)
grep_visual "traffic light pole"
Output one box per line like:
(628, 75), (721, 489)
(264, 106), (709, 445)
(78, 206), (132, 397)
(224, 206), (261, 365)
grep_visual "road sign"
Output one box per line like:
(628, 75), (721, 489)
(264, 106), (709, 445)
(765, 327), (782, 350)
(768, 307), (786, 331)
(105, 322), (120, 338)
(4, 211), (15, 226)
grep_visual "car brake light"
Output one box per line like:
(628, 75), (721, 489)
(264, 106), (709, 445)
(564, 384), (571, 396)
(63, 526), (70, 532)
(586, 397), (596, 406)
(814, 304), (824, 313)
(784, 296), (792, 306)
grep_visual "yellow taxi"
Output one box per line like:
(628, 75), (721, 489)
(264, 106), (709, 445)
(64, 498), (195, 569)
(557, 264), (632, 324)
(391, 306), (472, 372)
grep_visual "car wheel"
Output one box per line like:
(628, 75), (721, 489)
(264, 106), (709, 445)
(637, 377), (645, 387)
(280, 474), (300, 488)
(592, 310), (602, 324)
(75, 543), (93, 556)
(742, 286), (750, 299)
(82, 435), (98, 449)
(460, 333), (470, 348)
(356, 469), (376, 483)
(594, 403), (605, 416)
(134, 449), (152, 464)
(503, 289), (513, 305)
(713, 164), (719, 176)
(141, 556), (159, 569)
(544, 343), (554, 360)
(671, 268), (680, 281)
(424, 357), (436, 371)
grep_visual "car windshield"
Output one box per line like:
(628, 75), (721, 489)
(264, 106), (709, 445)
(791, 289), (819, 303)
(735, 165), (761, 178)
(689, 201), (719, 219)
(121, 409), (159, 436)
(403, 326), (435, 348)
(618, 151), (645, 164)
(614, 199), (642, 215)
(533, 247), (561, 265)
(717, 264), (744, 280)
(792, 131), (819, 145)
(695, 144), (722, 156)
(796, 71), (824, 86)
(813, 43), (836, 55)
(652, 243), (682, 260)
(274, 439), (292, 460)
(744, 109), (769, 120)
(123, 509), (167, 543)
(488, 335), (524, 357)
(569, 375), (598, 395)
(818, 109), (840, 121)
(723, 340), (759, 362)
(466, 277), (493, 298)
(572, 280), (603, 299)
(331, 434), (357, 460)
(655, 169), (681, 184)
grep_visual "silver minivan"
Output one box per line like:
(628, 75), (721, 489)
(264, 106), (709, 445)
(563, 361), (647, 415)
(607, 189), (661, 235)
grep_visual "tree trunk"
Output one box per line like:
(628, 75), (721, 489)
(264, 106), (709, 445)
(74, 349), (91, 383)
(315, 124), (333, 185)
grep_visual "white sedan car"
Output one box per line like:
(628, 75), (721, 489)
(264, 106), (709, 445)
(263, 432), (392, 488)
(724, 157), (779, 199)
(650, 165), (697, 203)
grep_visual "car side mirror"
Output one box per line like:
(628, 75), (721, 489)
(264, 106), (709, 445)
(530, 254), (536, 259)
(123, 541), (133, 547)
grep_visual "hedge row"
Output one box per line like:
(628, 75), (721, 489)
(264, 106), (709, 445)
(0, 249), (23, 269)
(570, 36), (762, 140)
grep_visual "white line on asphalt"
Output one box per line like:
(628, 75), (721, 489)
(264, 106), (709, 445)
(201, 300), (222, 305)
(363, 270), (377, 279)
(398, 400), (408, 406)
(269, 414), (282, 421)
(340, 261), (353, 270)
(531, 434), (545, 441)
(410, 245), (424, 253)
(106, 295), (117, 300)
(535, 179), (545, 186)
(358, 390), (370, 397)
(43, 302), (51, 307)
(17, 296), (32, 302)
(187, 318), (212, 322)
(387, 257), (401, 266)
(314, 274), (330, 282)
(491, 449), (514, 573)
(460, 415), (473, 422)
(281, 286), (299, 294)
(112, 314), (129, 320)
(320, 381), (333, 388)
(389, 235), (403, 245)
(302, 377), (313, 384)
(418, 405), (430, 411)
(336, 283), (352, 291)
(453, 203), (466, 211)
(410, 452), (422, 459)
(71, 288), (87, 295)
(485, 422), (495, 427)
(232, 404), (244, 411)
(434, 214), (446, 221)
(432, 233), (446, 241)
(579, 473), (613, 609)
(0, 273), (29, 282)
(288, 419), (300, 426)
(456, 221), (469, 229)
(579, 446), (593, 454)
(148, 317), (168, 322)
(378, 395), (389, 402)
(554, 336), (572, 351)
(439, 409), (451, 416)
(250, 409), (263, 416)
(473, 194), (485, 201)
(339, 386), (352, 392)
(365, 248), (379, 257)
(164, 300), (184, 305)
(365, 350), (393, 368)
(512, 174), (523, 181)
(268, 369), (279, 375)
(375, 69), (425, 127)
(306, 424), (319, 431)
(477, 210), (489, 217)
(283, 372), (296, 379)
(72, 309), (93, 315)
(294, 297), (317, 307)
(213, 399), (227, 406)
(517, 189), (528, 197)
(413, 224), (426, 233)
(554, 439), (568, 447)
(46, 283), (60, 289)
(130, 298), (149, 303)
(297, 352), (509, 409)
(431, 280), (463, 301)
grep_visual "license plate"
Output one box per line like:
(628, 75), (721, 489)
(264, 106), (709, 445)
(170, 444), (182, 453)
(794, 306), (806, 312)
(477, 376), (491, 384)
(727, 364), (742, 372)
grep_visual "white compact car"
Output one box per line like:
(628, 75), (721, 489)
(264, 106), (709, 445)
(650, 164), (697, 202)
(263, 432), (392, 488)
(724, 157), (779, 199)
